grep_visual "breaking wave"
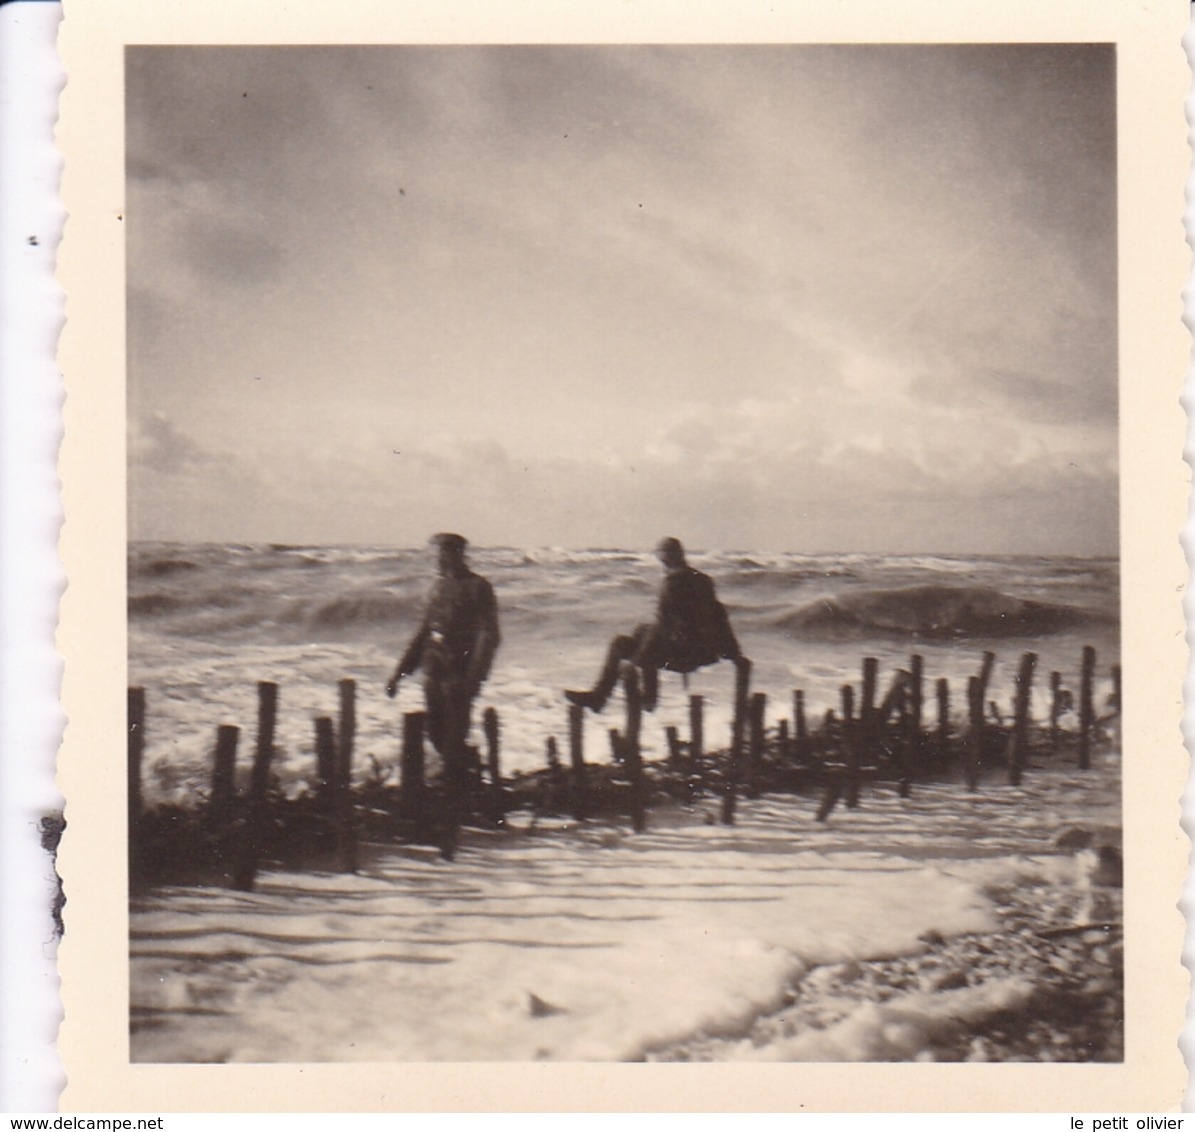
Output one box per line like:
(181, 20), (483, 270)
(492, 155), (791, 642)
(776, 584), (1110, 641)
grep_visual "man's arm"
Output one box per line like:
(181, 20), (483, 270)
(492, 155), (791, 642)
(706, 577), (744, 662)
(464, 579), (500, 690)
(387, 602), (431, 697)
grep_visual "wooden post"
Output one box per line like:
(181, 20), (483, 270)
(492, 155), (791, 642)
(842, 684), (859, 809)
(483, 707), (503, 825)
(908, 655), (924, 731)
(316, 715), (353, 868)
(1010, 652), (1037, 786)
(608, 728), (625, 764)
(746, 692), (766, 799)
(722, 659), (751, 825)
(234, 681), (278, 891)
(1049, 671), (1063, 752)
(128, 686), (146, 824)
(965, 675), (982, 791)
(977, 651), (996, 701)
(335, 679), (358, 866)
(860, 658), (878, 782)
(1079, 645), (1096, 770)
(665, 725), (685, 765)
(689, 694), (704, 786)
(567, 703), (587, 822)
(399, 711), (426, 819)
(731, 658), (751, 749)
(314, 715), (336, 812)
(794, 690), (809, 762)
(878, 670), (907, 724)
(315, 714), (335, 799)
(337, 679), (356, 787)
(622, 664), (646, 833)
(905, 655), (923, 794)
(777, 718), (790, 762)
(333, 720), (357, 873)
(209, 724), (239, 832)
(936, 678), (949, 765)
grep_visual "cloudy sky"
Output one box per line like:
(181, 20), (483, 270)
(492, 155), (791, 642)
(126, 45), (1117, 554)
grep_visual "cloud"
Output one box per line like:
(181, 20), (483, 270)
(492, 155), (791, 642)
(128, 411), (216, 475)
(125, 45), (1118, 553)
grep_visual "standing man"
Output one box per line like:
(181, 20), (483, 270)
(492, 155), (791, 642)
(566, 536), (746, 713)
(387, 533), (499, 849)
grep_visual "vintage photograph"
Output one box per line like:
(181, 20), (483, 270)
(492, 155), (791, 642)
(122, 43), (1128, 1066)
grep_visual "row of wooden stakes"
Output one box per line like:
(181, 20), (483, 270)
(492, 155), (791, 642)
(126, 645), (1118, 889)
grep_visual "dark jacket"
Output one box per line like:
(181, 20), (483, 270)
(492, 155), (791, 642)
(647, 566), (741, 674)
(398, 569), (500, 689)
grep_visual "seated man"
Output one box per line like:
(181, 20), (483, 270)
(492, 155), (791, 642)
(566, 536), (746, 713)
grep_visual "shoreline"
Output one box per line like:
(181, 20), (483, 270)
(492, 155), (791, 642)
(130, 762), (1123, 1063)
(645, 852), (1123, 1062)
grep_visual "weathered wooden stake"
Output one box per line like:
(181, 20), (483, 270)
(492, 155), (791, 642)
(399, 711), (427, 818)
(722, 659), (751, 825)
(1079, 645), (1097, 771)
(842, 683), (860, 809)
(316, 715), (352, 869)
(665, 725), (685, 765)
(878, 670), (907, 724)
(909, 656), (924, 729)
(336, 679), (360, 868)
(730, 658), (751, 749)
(902, 654), (923, 797)
(746, 692), (766, 800)
(977, 651), (997, 701)
(794, 690), (809, 762)
(1009, 651), (1037, 786)
(622, 664), (647, 833)
(777, 718), (790, 762)
(936, 677), (949, 763)
(860, 658), (878, 783)
(314, 715), (336, 811)
(965, 675), (982, 791)
(568, 703), (586, 822)
(332, 712), (357, 873)
(1049, 671), (1063, 751)
(233, 681), (278, 891)
(128, 686), (146, 825)
(861, 653), (878, 715)
(688, 694), (704, 786)
(337, 679), (356, 787)
(209, 723), (239, 832)
(483, 706), (504, 825)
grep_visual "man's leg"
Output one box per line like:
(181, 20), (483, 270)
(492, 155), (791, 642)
(437, 680), (474, 861)
(424, 677), (447, 756)
(630, 623), (662, 711)
(566, 628), (644, 711)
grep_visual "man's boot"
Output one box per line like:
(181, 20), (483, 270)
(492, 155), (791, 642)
(565, 688), (604, 712)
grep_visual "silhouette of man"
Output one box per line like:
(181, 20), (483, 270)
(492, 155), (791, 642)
(566, 537), (745, 713)
(387, 533), (500, 762)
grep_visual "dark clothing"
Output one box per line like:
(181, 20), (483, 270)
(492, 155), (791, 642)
(397, 568), (499, 754)
(583, 566), (740, 709)
(398, 569), (499, 687)
(640, 565), (741, 674)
